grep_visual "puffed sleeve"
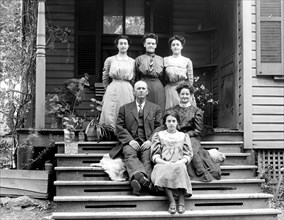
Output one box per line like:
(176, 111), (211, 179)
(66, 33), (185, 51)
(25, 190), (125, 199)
(193, 108), (203, 136)
(150, 132), (162, 163)
(102, 57), (112, 89)
(183, 133), (193, 164)
(134, 57), (141, 82)
(186, 58), (194, 86)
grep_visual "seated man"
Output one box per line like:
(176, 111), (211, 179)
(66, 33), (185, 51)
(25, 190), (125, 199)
(109, 80), (162, 195)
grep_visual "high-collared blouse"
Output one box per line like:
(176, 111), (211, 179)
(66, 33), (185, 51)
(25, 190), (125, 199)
(151, 130), (193, 164)
(102, 55), (135, 88)
(171, 105), (203, 137)
(135, 53), (164, 80)
(164, 55), (193, 85)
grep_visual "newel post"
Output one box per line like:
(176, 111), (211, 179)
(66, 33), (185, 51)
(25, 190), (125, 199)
(35, 0), (46, 129)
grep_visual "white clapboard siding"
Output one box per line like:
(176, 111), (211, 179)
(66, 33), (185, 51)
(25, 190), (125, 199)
(250, 0), (284, 149)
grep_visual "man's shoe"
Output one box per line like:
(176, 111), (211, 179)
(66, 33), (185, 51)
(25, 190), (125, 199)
(130, 179), (141, 196)
(133, 172), (150, 187)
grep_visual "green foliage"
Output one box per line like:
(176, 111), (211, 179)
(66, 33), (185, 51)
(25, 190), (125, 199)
(0, 0), (70, 167)
(46, 74), (90, 131)
(0, 139), (13, 168)
(194, 76), (218, 111)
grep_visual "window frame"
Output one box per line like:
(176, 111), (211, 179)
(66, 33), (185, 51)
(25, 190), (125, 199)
(102, 0), (148, 36)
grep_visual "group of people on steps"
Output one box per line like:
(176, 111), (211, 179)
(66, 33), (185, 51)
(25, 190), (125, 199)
(99, 33), (221, 214)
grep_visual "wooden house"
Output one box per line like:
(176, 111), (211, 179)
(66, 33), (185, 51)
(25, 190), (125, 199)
(19, 0), (284, 218)
(30, 0), (283, 152)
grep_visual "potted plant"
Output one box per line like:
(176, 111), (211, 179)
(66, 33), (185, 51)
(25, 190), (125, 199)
(85, 98), (109, 141)
(194, 76), (219, 135)
(46, 73), (90, 129)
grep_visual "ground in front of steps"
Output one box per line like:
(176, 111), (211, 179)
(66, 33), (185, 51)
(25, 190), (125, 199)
(0, 199), (283, 220)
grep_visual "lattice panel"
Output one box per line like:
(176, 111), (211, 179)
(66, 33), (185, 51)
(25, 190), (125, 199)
(257, 149), (284, 181)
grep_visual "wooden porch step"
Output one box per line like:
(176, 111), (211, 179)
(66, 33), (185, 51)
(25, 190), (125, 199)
(56, 141), (244, 154)
(53, 193), (273, 212)
(54, 179), (264, 196)
(52, 209), (281, 220)
(54, 165), (258, 181)
(55, 152), (251, 167)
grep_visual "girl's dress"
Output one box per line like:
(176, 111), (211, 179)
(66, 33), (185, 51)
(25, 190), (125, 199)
(151, 130), (193, 195)
(171, 104), (222, 182)
(164, 56), (194, 109)
(135, 53), (165, 112)
(99, 55), (135, 131)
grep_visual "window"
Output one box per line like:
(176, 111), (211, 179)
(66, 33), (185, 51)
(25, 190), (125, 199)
(103, 0), (145, 35)
(256, 0), (284, 76)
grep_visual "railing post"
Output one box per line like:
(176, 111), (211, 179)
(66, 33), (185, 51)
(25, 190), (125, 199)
(35, 0), (46, 129)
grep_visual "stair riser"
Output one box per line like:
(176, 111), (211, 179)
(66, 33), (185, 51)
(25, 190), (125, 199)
(221, 169), (255, 179)
(52, 215), (279, 220)
(58, 144), (243, 154)
(55, 169), (256, 181)
(56, 155), (249, 167)
(56, 171), (110, 181)
(55, 198), (270, 212)
(56, 183), (262, 196)
(57, 145), (113, 154)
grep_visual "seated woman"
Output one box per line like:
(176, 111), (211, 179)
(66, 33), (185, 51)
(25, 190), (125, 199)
(151, 111), (193, 214)
(170, 82), (221, 182)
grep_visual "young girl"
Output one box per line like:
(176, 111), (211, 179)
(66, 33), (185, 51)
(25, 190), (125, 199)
(151, 111), (193, 214)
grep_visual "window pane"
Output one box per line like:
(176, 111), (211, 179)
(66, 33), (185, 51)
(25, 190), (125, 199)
(104, 0), (123, 34)
(125, 0), (145, 35)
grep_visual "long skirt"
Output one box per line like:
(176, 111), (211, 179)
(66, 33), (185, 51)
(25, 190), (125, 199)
(142, 78), (165, 112)
(151, 163), (192, 195)
(187, 137), (221, 182)
(165, 82), (180, 110)
(99, 80), (134, 132)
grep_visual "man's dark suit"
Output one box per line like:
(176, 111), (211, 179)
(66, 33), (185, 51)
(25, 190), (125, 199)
(109, 100), (162, 179)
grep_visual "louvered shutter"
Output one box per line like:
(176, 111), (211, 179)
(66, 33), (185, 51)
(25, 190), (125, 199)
(256, 0), (284, 76)
(152, 0), (172, 57)
(76, 0), (98, 77)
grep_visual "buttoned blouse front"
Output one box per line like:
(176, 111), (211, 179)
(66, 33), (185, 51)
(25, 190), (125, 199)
(135, 54), (164, 78)
(164, 56), (193, 85)
(102, 55), (135, 88)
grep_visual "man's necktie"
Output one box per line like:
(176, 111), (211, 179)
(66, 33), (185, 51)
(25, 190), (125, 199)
(138, 104), (143, 117)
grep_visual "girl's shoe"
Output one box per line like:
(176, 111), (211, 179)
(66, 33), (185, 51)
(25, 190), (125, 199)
(177, 203), (185, 214)
(168, 202), (176, 214)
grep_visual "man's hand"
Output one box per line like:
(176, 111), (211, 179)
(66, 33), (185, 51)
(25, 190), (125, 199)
(129, 140), (140, 151)
(140, 140), (152, 151)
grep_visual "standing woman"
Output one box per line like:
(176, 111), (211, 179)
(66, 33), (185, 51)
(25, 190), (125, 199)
(171, 82), (221, 182)
(135, 33), (165, 112)
(99, 35), (135, 133)
(164, 35), (194, 109)
(151, 111), (193, 214)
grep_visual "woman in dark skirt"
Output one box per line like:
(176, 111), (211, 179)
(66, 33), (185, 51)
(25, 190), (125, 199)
(170, 82), (221, 182)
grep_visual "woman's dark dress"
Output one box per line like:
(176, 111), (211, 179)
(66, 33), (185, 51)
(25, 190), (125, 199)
(171, 104), (221, 182)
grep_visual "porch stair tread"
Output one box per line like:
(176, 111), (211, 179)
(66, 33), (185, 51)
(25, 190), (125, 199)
(55, 141), (244, 145)
(55, 152), (250, 157)
(54, 178), (264, 185)
(52, 209), (281, 219)
(54, 193), (273, 201)
(54, 165), (257, 171)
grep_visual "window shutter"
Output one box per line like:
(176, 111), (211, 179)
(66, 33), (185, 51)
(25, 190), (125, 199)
(76, 0), (98, 76)
(256, 0), (284, 76)
(152, 0), (172, 57)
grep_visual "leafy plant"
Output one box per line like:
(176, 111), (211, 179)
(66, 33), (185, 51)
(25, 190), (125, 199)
(194, 76), (218, 111)
(46, 74), (90, 129)
(0, 0), (71, 167)
(85, 98), (110, 141)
